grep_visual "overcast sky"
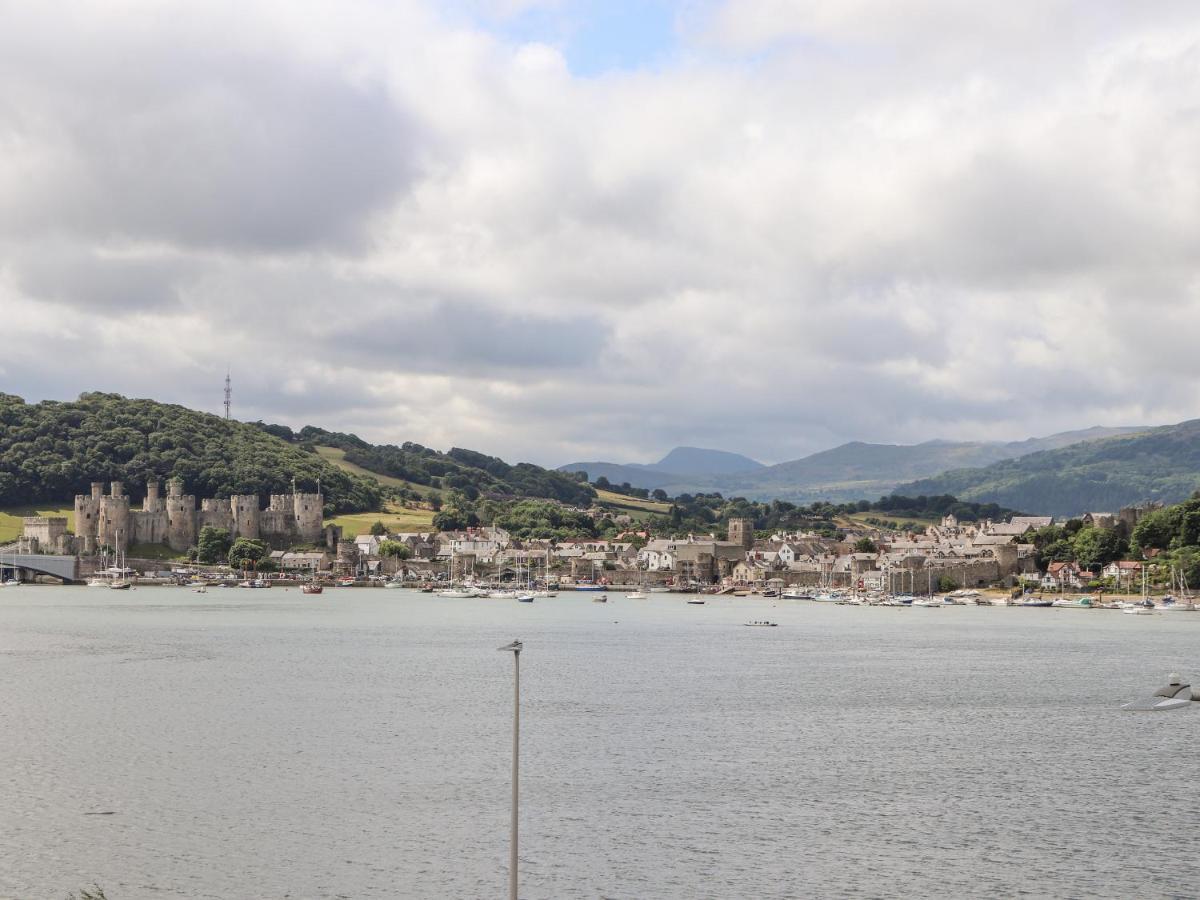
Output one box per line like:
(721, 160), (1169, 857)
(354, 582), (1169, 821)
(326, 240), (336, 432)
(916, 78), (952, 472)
(2, 1), (1199, 466)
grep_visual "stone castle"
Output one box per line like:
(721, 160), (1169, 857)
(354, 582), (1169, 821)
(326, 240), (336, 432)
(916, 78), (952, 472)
(74, 479), (325, 553)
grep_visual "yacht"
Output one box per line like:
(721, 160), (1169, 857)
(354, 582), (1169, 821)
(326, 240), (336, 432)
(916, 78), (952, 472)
(436, 588), (475, 598)
(782, 589), (813, 600)
(626, 590), (648, 600)
(516, 593), (535, 603)
(911, 596), (942, 607)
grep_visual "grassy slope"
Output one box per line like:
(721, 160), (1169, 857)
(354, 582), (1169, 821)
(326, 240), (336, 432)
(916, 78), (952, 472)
(327, 501), (435, 536)
(0, 506), (75, 543)
(594, 488), (671, 522)
(314, 446), (440, 494)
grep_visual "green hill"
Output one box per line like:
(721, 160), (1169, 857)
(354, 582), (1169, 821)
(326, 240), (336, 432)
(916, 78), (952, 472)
(0, 393), (596, 518)
(0, 392), (383, 513)
(899, 420), (1200, 516)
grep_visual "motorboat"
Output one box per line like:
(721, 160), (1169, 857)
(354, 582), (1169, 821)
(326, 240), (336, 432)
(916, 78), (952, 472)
(86, 577), (110, 588)
(436, 588), (475, 598)
(593, 594), (608, 603)
(1123, 606), (1156, 615)
(488, 590), (517, 600)
(383, 580), (404, 589)
(626, 591), (648, 600)
(191, 585), (208, 594)
(533, 589), (557, 598)
(781, 589), (813, 600)
(744, 621), (778, 627)
(686, 598), (706, 605)
(1122, 675), (1196, 711)
(649, 586), (671, 593)
(516, 593), (535, 602)
(1021, 597), (1054, 607)
(109, 580), (131, 590)
(301, 583), (323, 595)
(911, 596), (942, 607)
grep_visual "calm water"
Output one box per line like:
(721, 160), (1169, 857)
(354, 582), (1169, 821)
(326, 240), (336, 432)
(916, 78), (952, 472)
(2, 586), (1198, 899)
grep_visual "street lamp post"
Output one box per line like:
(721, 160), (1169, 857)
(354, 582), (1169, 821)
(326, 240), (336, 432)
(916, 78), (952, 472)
(497, 640), (522, 900)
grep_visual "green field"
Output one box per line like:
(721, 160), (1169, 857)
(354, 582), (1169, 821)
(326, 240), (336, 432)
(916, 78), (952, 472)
(594, 488), (671, 521)
(327, 501), (436, 537)
(0, 505), (75, 543)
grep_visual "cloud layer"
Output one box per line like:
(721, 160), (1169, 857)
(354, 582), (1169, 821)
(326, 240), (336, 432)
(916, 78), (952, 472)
(3, 0), (1199, 466)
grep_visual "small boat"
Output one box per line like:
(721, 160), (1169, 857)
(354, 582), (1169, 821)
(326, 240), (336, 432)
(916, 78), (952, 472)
(516, 593), (535, 603)
(301, 583), (324, 595)
(593, 594), (608, 603)
(911, 596), (942, 607)
(533, 590), (557, 598)
(744, 621), (778, 627)
(686, 599), (706, 605)
(1122, 675), (1195, 711)
(782, 589), (813, 600)
(86, 577), (110, 588)
(1021, 598), (1054, 607)
(191, 585), (208, 594)
(109, 580), (131, 590)
(436, 588), (475, 598)
(649, 586), (671, 593)
(626, 591), (648, 600)
(337, 578), (356, 587)
(383, 580), (404, 589)
(575, 584), (606, 592)
(1123, 606), (1156, 615)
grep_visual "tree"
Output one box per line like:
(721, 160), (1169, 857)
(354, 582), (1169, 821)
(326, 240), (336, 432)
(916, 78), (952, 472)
(937, 575), (958, 592)
(651, 488), (669, 502)
(1071, 526), (1125, 570)
(379, 540), (411, 559)
(854, 537), (878, 554)
(228, 537), (270, 570)
(196, 526), (231, 564)
(369, 520), (387, 536)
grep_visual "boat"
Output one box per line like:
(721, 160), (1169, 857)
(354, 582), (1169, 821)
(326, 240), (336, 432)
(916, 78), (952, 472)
(1020, 597), (1054, 607)
(649, 586), (671, 593)
(593, 594), (608, 603)
(337, 578), (356, 587)
(383, 580), (404, 589)
(574, 584), (606, 591)
(626, 591), (648, 600)
(109, 580), (131, 590)
(744, 621), (778, 627)
(1123, 606), (1156, 615)
(436, 588), (475, 598)
(686, 599), (706, 605)
(782, 589), (813, 600)
(1122, 675), (1196, 711)
(533, 589), (557, 598)
(191, 585), (208, 594)
(911, 596), (942, 607)
(301, 583), (323, 595)
(86, 577), (110, 588)
(516, 593), (534, 602)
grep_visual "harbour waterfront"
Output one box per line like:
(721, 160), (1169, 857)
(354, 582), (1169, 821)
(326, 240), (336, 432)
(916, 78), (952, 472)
(2, 587), (1199, 898)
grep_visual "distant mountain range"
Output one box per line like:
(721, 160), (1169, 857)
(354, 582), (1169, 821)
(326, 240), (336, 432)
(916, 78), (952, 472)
(898, 420), (1200, 516)
(559, 426), (1146, 505)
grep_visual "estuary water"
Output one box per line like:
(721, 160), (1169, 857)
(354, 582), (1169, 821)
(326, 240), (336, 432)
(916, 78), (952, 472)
(2, 586), (1199, 899)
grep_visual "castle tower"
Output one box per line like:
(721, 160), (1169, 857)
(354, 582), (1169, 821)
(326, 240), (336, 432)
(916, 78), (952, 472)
(166, 480), (197, 552)
(72, 481), (106, 553)
(231, 494), (261, 540)
(143, 479), (164, 513)
(293, 492), (324, 544)
(97, 482), (131, 552)
(727, 517), (754, 550)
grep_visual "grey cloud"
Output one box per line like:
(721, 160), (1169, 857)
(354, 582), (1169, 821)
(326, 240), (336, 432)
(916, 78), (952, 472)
(0, 27), (419, 252)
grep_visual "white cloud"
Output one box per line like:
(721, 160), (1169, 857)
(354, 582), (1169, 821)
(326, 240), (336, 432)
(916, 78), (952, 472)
(3, 0), (1200, 468)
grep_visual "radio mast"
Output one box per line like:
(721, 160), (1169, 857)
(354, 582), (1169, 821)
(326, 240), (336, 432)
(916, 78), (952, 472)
(223, 371), (232, 420)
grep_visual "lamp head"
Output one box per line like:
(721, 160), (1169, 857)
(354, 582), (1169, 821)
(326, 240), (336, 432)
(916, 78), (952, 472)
(498, 640), (523, 654)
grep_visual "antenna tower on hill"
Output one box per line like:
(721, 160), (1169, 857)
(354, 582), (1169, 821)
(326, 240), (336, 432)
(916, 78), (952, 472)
(223, 371), (231, 420)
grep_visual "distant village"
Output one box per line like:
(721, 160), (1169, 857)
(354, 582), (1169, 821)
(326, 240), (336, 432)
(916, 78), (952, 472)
(6, 479), (1163, 593)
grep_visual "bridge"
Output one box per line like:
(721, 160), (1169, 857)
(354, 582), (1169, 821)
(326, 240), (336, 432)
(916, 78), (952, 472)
(0, 548), (80, 583)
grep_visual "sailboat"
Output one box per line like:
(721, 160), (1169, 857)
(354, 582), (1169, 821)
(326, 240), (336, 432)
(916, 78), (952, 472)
(109, 535), (131, 589)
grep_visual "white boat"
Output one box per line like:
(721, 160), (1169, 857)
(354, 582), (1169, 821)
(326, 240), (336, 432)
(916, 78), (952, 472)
(649, 587), (671, 593)
(626, 591), (648, 600)
(436, 589), (475, 598)
(383, 580), (404, 589)
(488, 590), (517, 600)
(515, 593), (535, 602)
(533, 589), (556, 598)
(1123, 606), (1156, 615)
(911, 596), (943, 607)
(86, 577), (110, 588)
(1122, 675), (1195, 711)
(781, 589), (813, 600)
